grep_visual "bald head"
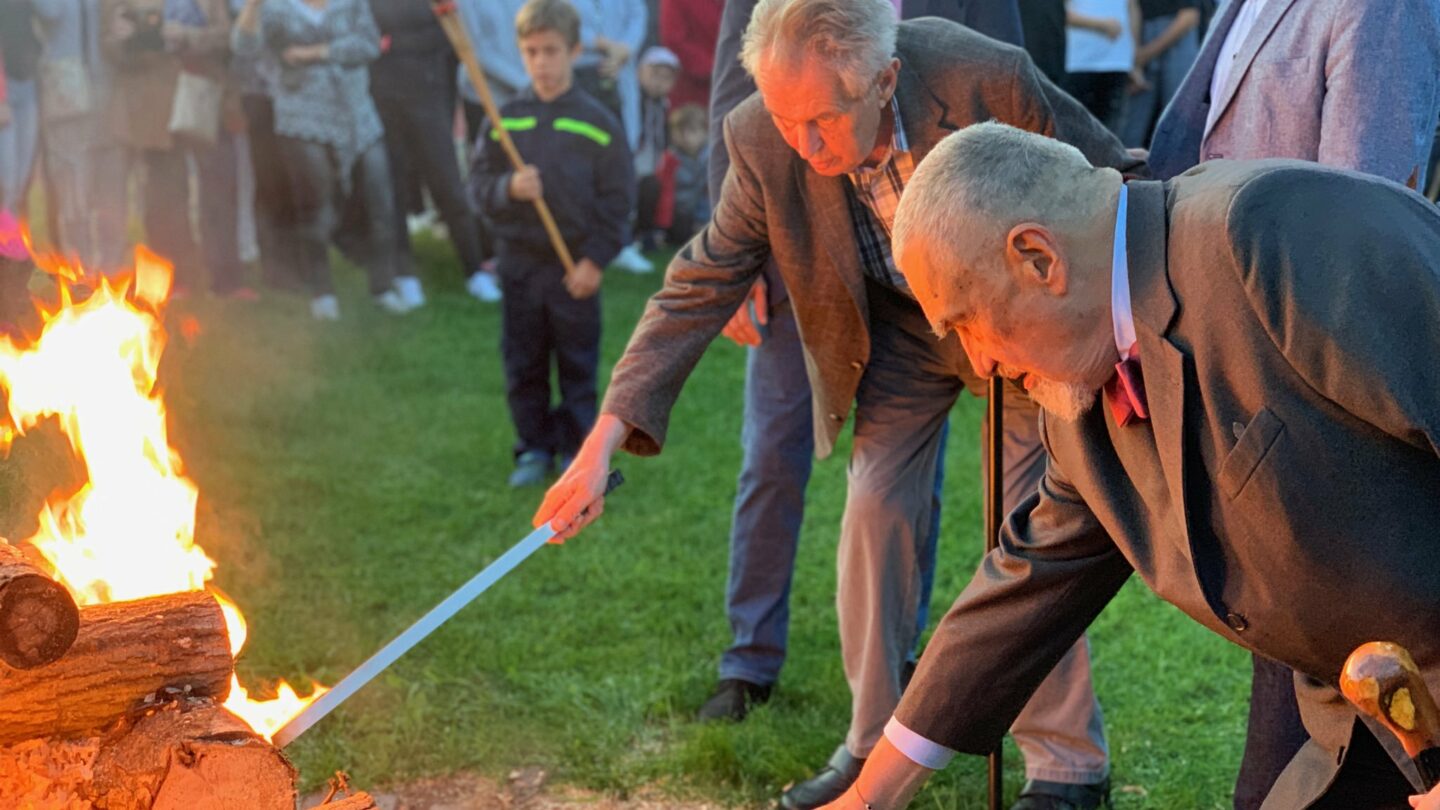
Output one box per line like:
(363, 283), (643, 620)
(893, 122), (1125, 420)
(893, 122), (1108, 302)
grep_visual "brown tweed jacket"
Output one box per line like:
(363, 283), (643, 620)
(601, 17), (1141, 459)
(895, 161), (1440, 807)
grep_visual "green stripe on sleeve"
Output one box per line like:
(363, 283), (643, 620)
(553, 117), (612, 147)
(489, 117), (538, 139)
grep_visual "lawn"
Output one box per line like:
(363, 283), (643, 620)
(0, 234), (1252, 807)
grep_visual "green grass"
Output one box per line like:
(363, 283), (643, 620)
(0, 235), (1251, 807)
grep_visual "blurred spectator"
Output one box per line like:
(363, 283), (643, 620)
(1118, 0), (1198, 148)
(658, 0), (720, 109)
(1018, 0), (1066, 84)
(456, 0), (527, 276)
(228, 0), (301, 290)
(233, 0), (425, 320)
(1063, 0), (1138, 134)
(571, 0), (646, 152)
(371, 1), (500, 302)
(0, 0), (40, 214)
(651, 103), (707, 244)
(100, 0), (245, 293)
(616, 44), (675, 271)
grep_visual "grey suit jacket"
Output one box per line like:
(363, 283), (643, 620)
(606, 18), (1140, 459)
(1148, 0), (1440, 185)
(895, 161), (1440, 807)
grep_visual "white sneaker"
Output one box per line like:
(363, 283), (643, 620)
(467, 271), (502, 302)
(310, 294), (340, 321)
(406, 210), (438, 236)
(394, 275), (426, 310)
(375, 289), (410, 314)
(613, 243), (654, 274)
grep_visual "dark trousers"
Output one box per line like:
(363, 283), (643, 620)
(280, 137), (399, 296)
(1064, 70), (1129, 136)
(242, 94), (304, 289)
(373, 62), (485, 278)
(498, 252), (600, 460)
(142, 139), (243, 293)
(1235, 656), (1312, 809)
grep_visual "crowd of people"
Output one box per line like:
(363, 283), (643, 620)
(5, 0), (1440, 808)
(0, 0), (722, 322)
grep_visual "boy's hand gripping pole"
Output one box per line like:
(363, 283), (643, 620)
(429, 0), (578, 280)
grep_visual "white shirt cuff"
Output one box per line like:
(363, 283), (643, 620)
(884, 717), (957, 770)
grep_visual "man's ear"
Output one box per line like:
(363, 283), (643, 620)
(877, 58), (901, 104)
(1005, 223), (1067, 295)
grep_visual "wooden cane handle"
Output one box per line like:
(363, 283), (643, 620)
(1341, 641), (1440, 759)
(429, 0), (578, 279)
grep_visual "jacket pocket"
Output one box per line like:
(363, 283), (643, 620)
(1220, 408), (1285, 499)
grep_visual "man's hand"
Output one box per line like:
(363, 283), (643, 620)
(565, 258), (603, 300)
(508, 165), (543, 202)
(596, 36), (630, 79)
(1126, 67), (1151, 94)
(283, 43), (329, 65)
(721, 277), (768, 346)
(533, 414), (631, 542)
(1095, 17), (1123, 39)
(1411, 784), (1440, 809)
(819, 736), (934, 810)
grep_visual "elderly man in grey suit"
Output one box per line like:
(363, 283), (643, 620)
(533, 0), (1141, 806)
(1143, 1), (1440, 803)
(827, 121), (1440, 810)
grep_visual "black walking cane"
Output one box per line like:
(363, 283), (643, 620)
(985, 377), (1005, 810)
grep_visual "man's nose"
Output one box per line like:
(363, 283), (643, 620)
(796, 123), (822, 159)
(961, 338), (997, 379)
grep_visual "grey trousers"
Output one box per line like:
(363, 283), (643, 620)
(841, 283), (1109, 783)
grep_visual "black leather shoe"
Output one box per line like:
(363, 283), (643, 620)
(780, 745), (866, 810)
(697, 678), (772, 722)
(1010, 778), (1112, 810)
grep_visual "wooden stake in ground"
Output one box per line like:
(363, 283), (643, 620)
(0, 539), (80, 669)
(0, 591), (233, 746)
(430, 0), (578, 280)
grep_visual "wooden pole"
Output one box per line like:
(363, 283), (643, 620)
(430, 0), (579, 280)
(985, 377), (1005, 810)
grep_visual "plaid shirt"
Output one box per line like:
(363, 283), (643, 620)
(845, 96), (917, 296)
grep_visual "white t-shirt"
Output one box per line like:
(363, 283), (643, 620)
(1066, 0), (1136, 74)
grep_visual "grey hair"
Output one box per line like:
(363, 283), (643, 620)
(739, 0), (898, 98)
(893, 121), (1099, 282)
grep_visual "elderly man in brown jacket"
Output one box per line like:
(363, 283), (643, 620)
(831, 123), (1440, 809)
(535, 1), (1141, 806)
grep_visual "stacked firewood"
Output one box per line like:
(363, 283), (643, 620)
(0, 544), (362, 810)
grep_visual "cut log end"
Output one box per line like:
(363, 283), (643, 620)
(0, 543), (80, 669)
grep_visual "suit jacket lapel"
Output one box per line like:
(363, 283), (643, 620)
(1208, 0), (1300, 135)
(795, 161), (869, 318)
(1125, 181), (1190, 550)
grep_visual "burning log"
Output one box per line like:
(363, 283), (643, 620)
(0, 591), (232, 746)
(0, 539), (80, 669)
(91, 699), (296, 810)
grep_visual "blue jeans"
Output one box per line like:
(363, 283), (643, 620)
(1120, 15), (1201, 149)
(718, 299), (946, 685)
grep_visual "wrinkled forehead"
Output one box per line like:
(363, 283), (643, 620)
(757, 50), (850, 113)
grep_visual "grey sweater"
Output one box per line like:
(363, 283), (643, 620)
(232, 0), (382, 171)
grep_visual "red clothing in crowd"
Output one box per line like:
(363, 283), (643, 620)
(659, 0), (723, 109)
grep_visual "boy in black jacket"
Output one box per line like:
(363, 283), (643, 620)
(469, 0), (634, 488)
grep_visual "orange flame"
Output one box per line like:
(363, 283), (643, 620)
(0, 239), (326, 741)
